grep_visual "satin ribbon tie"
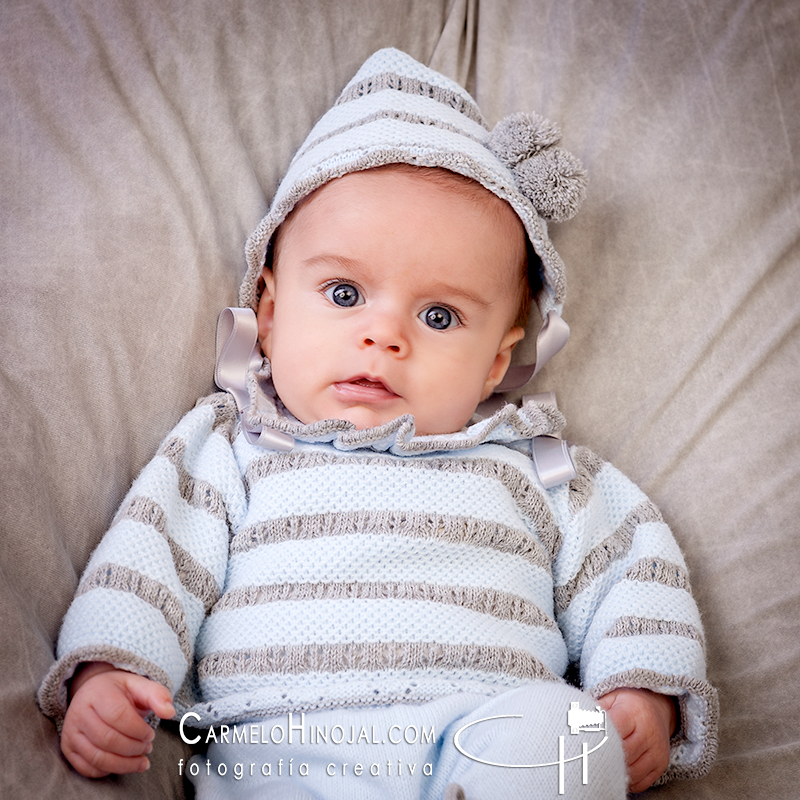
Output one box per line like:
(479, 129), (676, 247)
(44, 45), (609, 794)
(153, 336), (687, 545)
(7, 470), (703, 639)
(495, 310), (570, 392)
(524, 391), (577, 489)
(215, 307), (294, 451)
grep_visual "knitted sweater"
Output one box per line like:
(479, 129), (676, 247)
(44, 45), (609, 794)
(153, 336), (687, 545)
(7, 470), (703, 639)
(38, 385), (718, 782)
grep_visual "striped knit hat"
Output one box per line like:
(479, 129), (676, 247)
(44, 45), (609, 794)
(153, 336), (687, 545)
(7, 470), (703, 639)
(240, 48), (587, 390)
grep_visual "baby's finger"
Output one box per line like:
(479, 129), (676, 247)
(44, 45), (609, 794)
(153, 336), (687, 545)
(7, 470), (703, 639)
(620, 730), (648, 773)
(63, 747), (112, 779)
(125, 674), (176, 720)
(627, 750), (668, 794)
(79, 707), (155, 758)
(625, 729), (671, 792)
(599, 694), (636, 739)
(92, 689), (158, 742)
(64, 729), (150, 778)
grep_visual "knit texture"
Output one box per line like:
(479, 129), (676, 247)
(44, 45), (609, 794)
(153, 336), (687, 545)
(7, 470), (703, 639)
(38, 393), (717, 783)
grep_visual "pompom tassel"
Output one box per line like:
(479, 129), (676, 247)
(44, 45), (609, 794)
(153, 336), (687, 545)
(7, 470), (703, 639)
(487, 111), (562, 165)
(488, 112), (587, 221)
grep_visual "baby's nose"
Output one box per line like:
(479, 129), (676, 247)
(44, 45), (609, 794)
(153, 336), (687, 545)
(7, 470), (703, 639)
(364, 336), (401, 353)
(361, 313), (408, 355)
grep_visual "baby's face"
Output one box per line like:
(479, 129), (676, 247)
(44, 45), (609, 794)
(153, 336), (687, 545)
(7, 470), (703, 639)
(257, 167), (526, 435)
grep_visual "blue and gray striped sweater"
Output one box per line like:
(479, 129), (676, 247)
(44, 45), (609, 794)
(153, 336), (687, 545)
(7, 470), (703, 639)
(39, 392), (717, 782)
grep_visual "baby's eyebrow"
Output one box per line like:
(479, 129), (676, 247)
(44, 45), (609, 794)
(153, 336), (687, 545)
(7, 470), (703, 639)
(422, 280), (491, 309)
(303, 254), (492, 309)
(302, 253), (363, 273)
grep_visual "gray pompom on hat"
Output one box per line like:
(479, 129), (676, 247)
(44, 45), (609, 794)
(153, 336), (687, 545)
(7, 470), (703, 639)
(488, 112), (588, 223)
(240, 48), (586, 389)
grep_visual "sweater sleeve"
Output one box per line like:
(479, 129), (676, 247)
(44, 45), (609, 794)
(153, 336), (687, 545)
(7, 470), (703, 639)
(551, 445), (719, 783)
(37, 393), (244, 729)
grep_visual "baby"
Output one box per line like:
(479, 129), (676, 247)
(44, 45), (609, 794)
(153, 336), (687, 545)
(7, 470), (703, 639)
(39, 49), (717, 799)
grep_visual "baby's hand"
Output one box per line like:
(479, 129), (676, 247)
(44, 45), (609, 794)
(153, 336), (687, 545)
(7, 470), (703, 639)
(598, 687), (677, 793)
(61, 662), (175, 778)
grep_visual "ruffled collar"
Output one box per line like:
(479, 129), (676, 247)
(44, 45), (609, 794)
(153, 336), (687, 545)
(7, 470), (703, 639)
(242, 360), (565, 455)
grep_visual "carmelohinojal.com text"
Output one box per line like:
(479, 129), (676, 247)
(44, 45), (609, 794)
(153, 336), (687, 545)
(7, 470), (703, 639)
(178, 712), (435, 781)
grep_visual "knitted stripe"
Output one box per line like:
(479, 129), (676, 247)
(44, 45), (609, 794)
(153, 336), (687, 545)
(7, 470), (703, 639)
(554, 500), (663, 614)
(246, 452), (561, 556)
(77, 563), (193, 663)
(584, 635), (707, 687)
(624, 557), (691, 591)
(200, 666), (533, 698)
(116, 495), (220, 612)
(198, 599), (566, 665)
(244, 450), (527, 484)
(158, 436), (227, 520)
(334, 71), (485, 126)
(296, 109), (485, 164)
(211, 581), (559, 632)
(113, 493), (168, 529)
(198, 642), (559, 683)
(226, 535), (554, 615)
(567, 446), (606, 514)
(604, 616), (704, 645)
(196, 392), (240, 443)
(231, 509), (551, 573)
(567, 578), (704, 667)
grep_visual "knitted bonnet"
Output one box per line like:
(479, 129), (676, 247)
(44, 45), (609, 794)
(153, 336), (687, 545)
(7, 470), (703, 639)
(240, 48), (587, 391)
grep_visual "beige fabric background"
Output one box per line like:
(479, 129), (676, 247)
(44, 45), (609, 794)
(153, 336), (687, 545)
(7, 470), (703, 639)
(1, 0), (798, 797)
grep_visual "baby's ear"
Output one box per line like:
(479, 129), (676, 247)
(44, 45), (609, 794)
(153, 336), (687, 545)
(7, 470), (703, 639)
(256, 269), (277, 356)
(481, 326), (526, 400)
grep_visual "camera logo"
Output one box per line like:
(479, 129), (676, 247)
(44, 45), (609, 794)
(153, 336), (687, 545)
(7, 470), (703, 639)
(567, 702), (606, 735)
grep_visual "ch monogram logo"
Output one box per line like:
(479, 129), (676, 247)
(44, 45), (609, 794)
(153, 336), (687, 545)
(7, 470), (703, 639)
(453, 702), (609, 795)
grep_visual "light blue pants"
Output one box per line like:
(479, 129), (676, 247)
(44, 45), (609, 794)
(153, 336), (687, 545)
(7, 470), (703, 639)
(187, 682), (626, 799)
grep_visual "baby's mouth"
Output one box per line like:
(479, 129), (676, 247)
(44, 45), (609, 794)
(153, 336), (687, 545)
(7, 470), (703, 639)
(334, 375), (399, 400)
(352, 378), (388, 390)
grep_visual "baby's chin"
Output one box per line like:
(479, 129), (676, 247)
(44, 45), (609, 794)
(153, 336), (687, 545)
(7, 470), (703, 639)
(328, 406), (405, 432)
(285, 400), (470, 437)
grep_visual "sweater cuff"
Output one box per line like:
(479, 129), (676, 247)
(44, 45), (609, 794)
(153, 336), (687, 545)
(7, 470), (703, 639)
(37, 644), (173, 731)
(589, 668), (719, 783)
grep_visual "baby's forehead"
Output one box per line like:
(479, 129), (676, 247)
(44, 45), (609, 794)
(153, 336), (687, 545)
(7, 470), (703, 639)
(288, 165), (526, 247)
(280, 165), (526, 264)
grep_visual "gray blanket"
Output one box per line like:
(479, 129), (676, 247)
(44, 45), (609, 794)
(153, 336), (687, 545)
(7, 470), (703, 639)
(2, 1), (798, 797)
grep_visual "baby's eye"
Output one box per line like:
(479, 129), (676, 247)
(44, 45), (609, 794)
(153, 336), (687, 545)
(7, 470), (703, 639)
(324, 283), (363, 307)
(420, 306), (460, 330)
